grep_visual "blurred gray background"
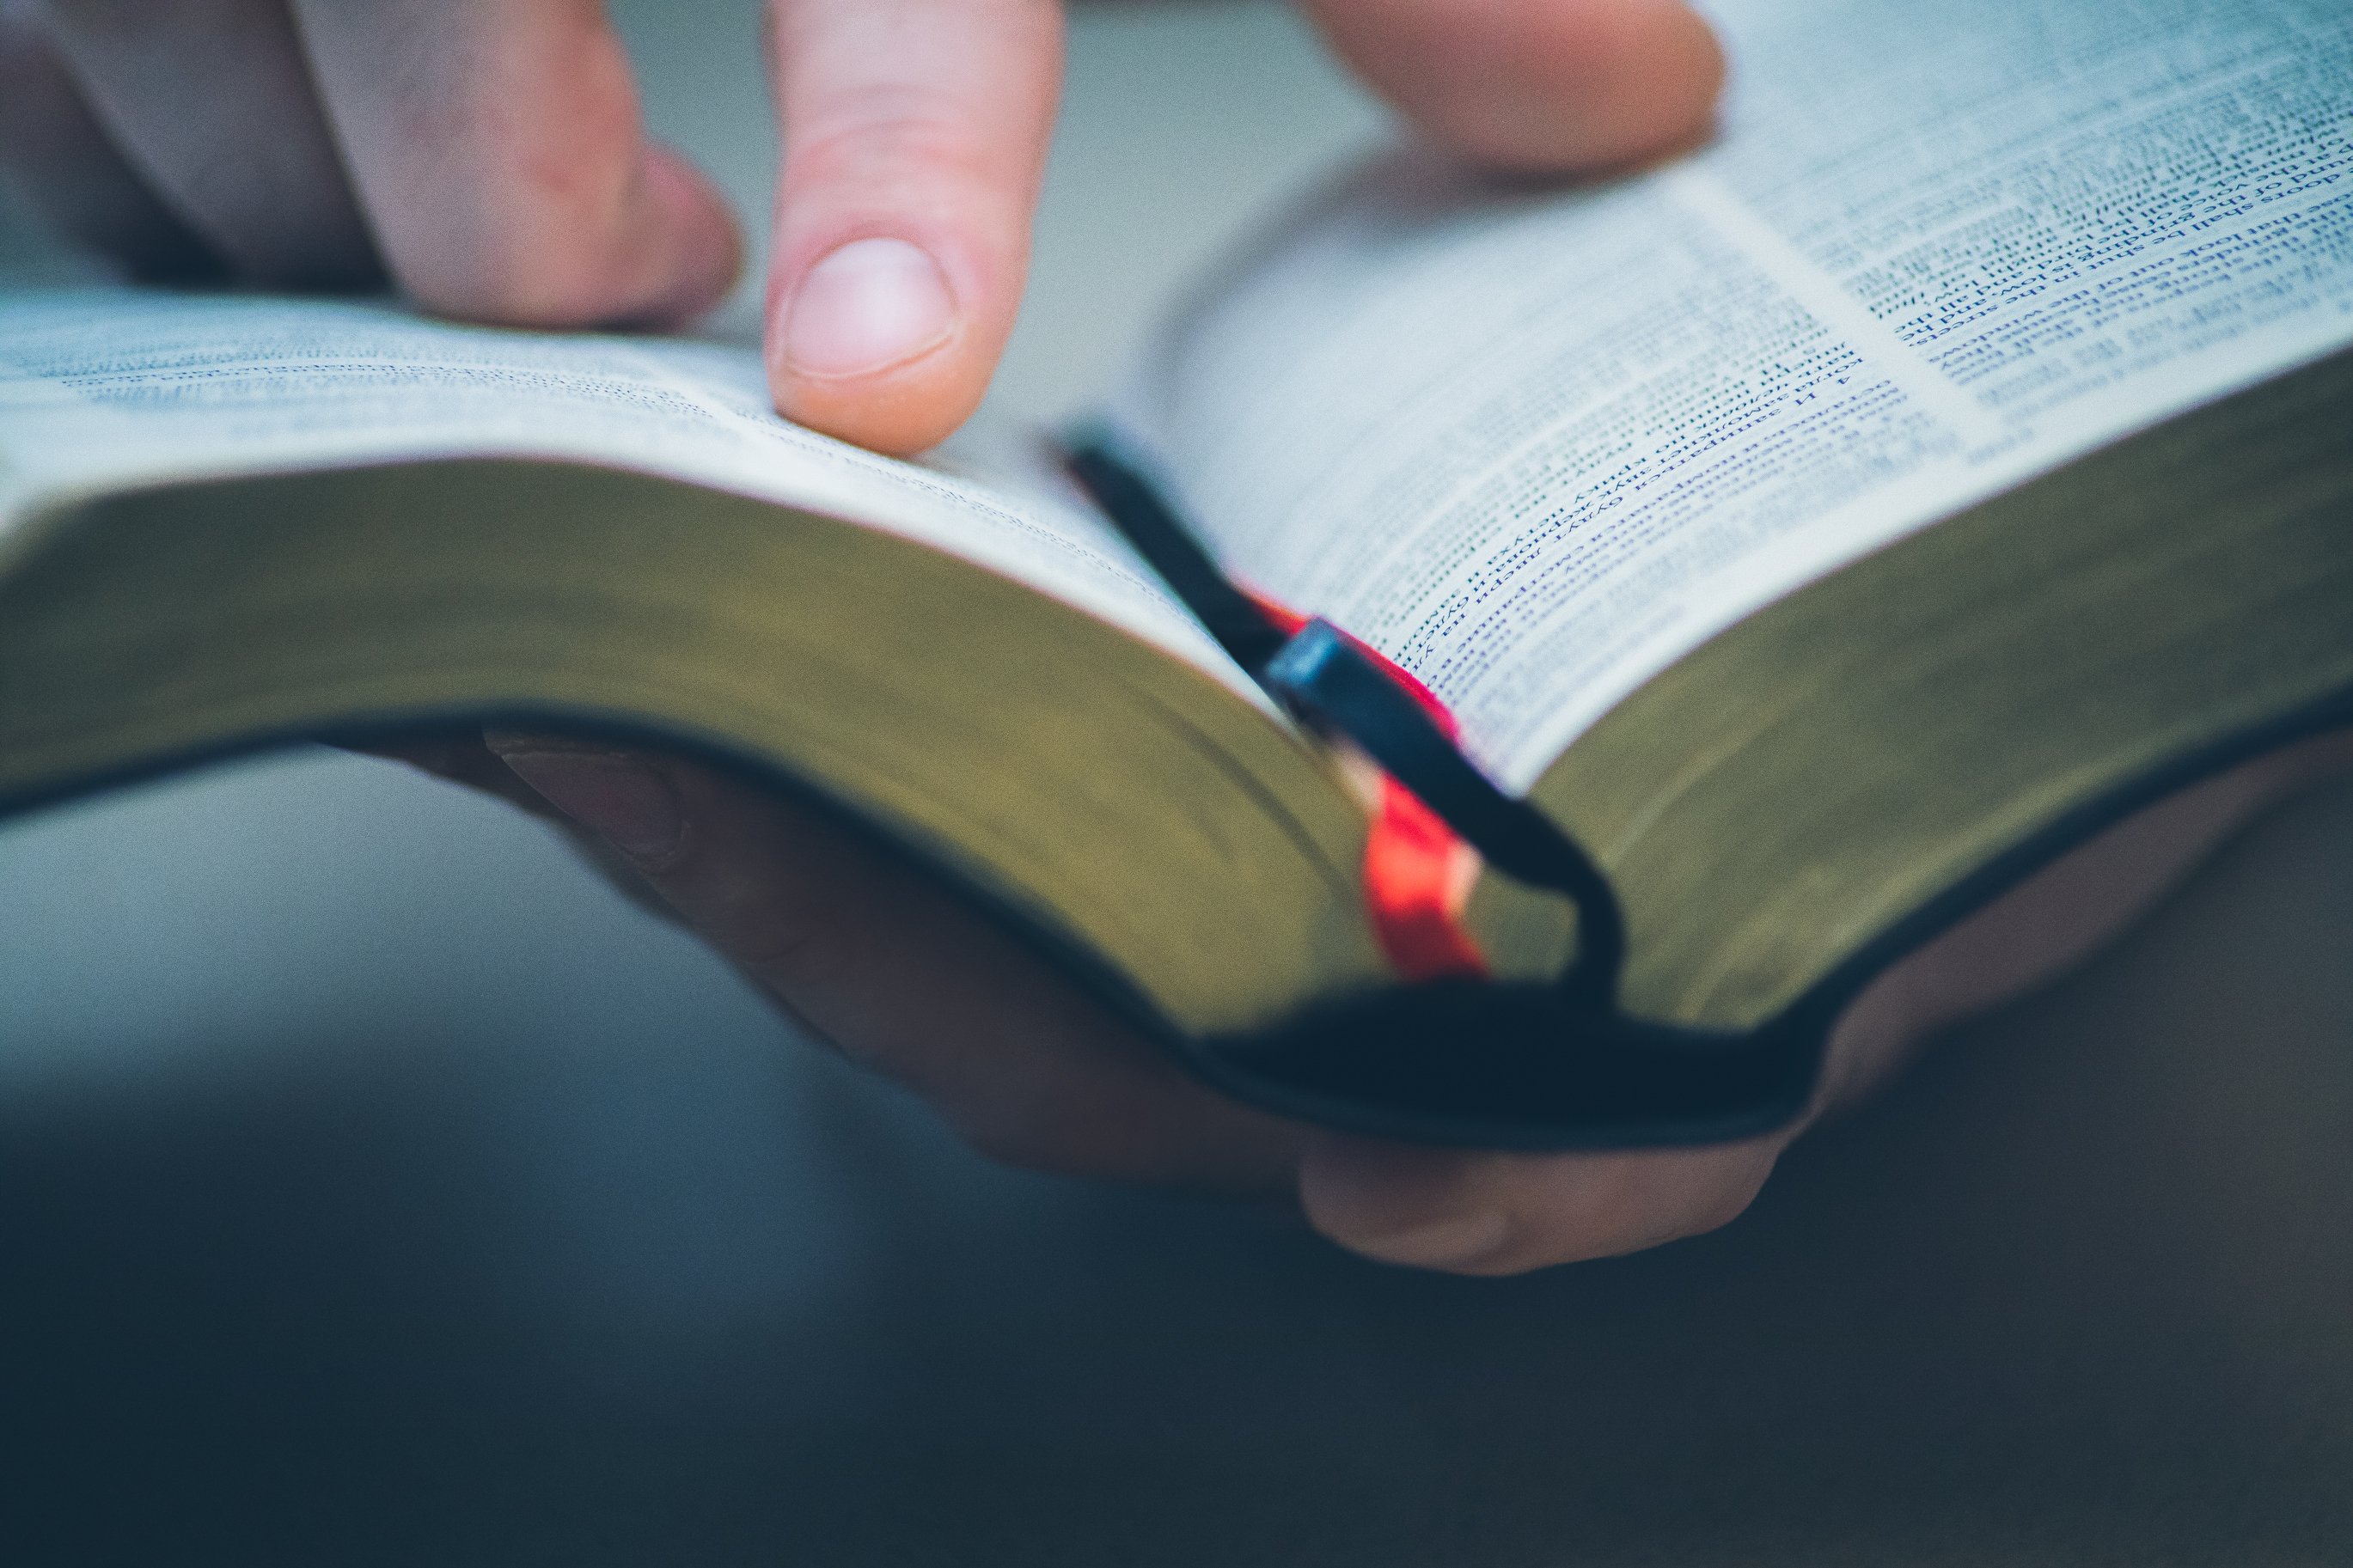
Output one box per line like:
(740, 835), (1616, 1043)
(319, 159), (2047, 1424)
(4, 3), (2352, 1563)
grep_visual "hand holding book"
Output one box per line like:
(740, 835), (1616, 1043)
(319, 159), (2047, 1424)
(387, 725), (2353, 1274)
(3, 0), (2349, 1273)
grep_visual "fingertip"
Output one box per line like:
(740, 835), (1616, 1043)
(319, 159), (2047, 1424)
(1299, 1132), (1781, 1275)
(503, 142), (742, 329)
(482, 732), (691, 868)
(369, 139), (741, 331)
(768, 346), (990, 458)
(767, 234), (988, 455)
(1299, 1136), (1522, 1271)
(296, 0), (749, 333)
(1308, 0), (1727, 174)
(634, 145), (746, 327)
(1548, 0), (1727, 170)
(759, 0), (1060, 453)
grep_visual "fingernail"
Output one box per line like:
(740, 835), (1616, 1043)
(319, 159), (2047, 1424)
(497, 750), (686, 864)
(781, 237), (956, 378)
(1347, 1210), (1513, 1271)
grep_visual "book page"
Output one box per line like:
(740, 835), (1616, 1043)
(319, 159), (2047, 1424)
(1117, 0), (2353, 790)
(0, 286), (1245, 691)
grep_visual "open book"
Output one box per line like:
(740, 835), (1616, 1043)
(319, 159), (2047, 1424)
(3, 0), (2350, 1144)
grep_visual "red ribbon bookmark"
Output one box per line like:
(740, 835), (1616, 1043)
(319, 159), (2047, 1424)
(1248, 597), (1488, 983)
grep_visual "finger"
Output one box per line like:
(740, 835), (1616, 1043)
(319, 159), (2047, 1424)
(0, 0), (220, 277)
(763, 0), (1062, 455)
(1304, 732), (2353, 1277)
(339, 729), (697, 928)
(1806, 729), (2353, 1115)
(1295, 0), (1726, 172)
(486, 734), (1305, 1193)
(34, 0), (378, 286)
(291, 0), (740, 330)
(341, 728), (572, 822)
(1299, 1131), (1785, 1274)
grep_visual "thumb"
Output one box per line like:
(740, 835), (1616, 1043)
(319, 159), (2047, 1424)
(1299, 1132), (1785, 1274)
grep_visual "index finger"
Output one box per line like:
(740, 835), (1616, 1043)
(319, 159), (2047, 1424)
(761, 0), (1063, 455)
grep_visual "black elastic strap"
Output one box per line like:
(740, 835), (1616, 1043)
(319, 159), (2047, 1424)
(1060, 436), (1629, 1010)
(1265, 621), (1626, 1008)
(1061, 439), (1292, 676)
